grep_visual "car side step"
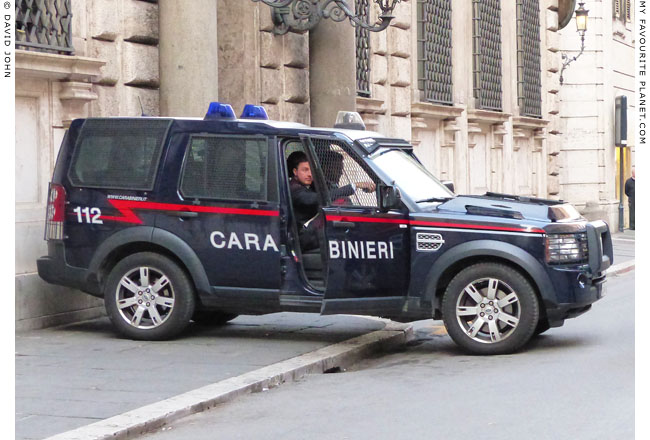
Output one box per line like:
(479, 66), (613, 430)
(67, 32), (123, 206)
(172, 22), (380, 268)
(279, 295), (323, 312)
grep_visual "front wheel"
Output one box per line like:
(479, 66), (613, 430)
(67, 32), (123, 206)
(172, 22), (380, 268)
(441, 263), (539, 355)
(104, 252), (195, 340)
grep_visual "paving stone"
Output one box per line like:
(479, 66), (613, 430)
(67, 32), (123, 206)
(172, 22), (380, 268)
(15, 313), (385, 440)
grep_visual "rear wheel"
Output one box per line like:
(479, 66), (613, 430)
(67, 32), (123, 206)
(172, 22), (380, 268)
(104, 252), (195, 340)
(441, 263), (539, 355)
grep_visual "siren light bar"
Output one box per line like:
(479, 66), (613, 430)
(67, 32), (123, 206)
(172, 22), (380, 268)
(205, 102), (236, 120)
(240, 104), (269, 120)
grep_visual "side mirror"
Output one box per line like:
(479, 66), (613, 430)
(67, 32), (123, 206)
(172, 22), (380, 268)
(442, 180), (455, 193)
(379, 184), (401, 211)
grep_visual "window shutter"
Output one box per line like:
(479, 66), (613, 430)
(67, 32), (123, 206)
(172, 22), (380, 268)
(355, 0), (371, 97)
(417, 0), (453, 105)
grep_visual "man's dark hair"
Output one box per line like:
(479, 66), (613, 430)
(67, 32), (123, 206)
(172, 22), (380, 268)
(287, 151), (309, 177)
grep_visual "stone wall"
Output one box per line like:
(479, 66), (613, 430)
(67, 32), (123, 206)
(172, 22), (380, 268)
(558, 0), (636, 227)
(16, 0), (601, 331)
(218, 0), (310, 124)
(15, 0), (160, 331)
(88, 0), (160, 117)
(401, 0), (556, 198)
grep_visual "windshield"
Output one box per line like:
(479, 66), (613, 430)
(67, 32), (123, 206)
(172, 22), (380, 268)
(370, 149), (454, 203)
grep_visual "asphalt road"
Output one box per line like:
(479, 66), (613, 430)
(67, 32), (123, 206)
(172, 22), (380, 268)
(141, 271), (635, 440)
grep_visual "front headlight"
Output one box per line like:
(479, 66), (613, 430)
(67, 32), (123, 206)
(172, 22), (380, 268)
(545, 232), (589, 264)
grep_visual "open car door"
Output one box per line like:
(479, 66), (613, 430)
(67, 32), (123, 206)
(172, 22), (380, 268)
(301, 135), (410, 316)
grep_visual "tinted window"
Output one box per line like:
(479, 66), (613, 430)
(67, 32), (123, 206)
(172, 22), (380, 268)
(180, 136), (268, 201)
(69, 119), (171, 190)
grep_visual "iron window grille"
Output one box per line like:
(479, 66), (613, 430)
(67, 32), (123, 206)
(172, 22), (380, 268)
(472, 0), (503, 112)
(310, 138), (379, 208)
(516, 0), (542, 118)
(180, 136), (269, 202)
(417, 0), (453, 105)
(614, 0), (632, 22)
(356, 0), (371, 97)
(16, 0), (74, 54)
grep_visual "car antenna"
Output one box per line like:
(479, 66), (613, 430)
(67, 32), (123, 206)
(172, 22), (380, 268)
(138, 96), (149, 117)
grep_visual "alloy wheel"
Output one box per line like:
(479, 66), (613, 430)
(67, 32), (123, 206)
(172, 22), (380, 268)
(115, 266), (176, 329)
(455, 277), (521, 344)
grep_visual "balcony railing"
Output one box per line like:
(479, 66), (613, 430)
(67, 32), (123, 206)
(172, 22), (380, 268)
(16, 0), (73, 54)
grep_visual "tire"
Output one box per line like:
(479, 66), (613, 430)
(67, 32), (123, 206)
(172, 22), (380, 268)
(192, 310), (239, 326)
(104, 252), (195, 340)
(441, 263), (539, 355)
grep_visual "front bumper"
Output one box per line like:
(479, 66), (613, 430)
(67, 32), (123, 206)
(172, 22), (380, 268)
(542, 220), (612, 327)
(544, 270), (606, 327)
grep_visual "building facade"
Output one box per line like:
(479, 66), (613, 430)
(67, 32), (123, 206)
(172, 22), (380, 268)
(15, 0), (593, 329)
(557, 0), (636, 227)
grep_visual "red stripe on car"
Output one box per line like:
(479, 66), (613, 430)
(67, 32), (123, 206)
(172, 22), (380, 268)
(325, 215), (544, 234)
(100, 199), (280, 224)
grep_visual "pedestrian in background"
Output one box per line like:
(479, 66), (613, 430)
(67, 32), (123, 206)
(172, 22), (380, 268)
(625, 167), (635, 230)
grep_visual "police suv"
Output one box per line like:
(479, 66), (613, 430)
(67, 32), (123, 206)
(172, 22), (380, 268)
(37, 103), (613, 355)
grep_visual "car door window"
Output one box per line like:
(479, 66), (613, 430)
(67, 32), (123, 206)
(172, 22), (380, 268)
(310, 139), (379, 207)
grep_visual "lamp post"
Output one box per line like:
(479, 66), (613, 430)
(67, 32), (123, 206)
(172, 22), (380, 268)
(252, 0), (402, 35)
(559, 2), (589, 85)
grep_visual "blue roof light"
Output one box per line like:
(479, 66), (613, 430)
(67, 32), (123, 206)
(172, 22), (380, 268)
(205, 102), (236, 120)
(240, 104), (269, 120)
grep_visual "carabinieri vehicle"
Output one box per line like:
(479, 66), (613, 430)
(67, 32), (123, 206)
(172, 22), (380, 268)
(37, 103), (613, 355)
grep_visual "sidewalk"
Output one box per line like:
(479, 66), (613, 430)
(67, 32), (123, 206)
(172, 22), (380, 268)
(16, 232), (634, 440)
(15, 314), (402, 440)
(611, 229), (635, 266)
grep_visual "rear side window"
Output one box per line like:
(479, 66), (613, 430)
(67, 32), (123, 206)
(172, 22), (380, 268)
(180, 135), (268, 201)
(68, 119), (171, 190)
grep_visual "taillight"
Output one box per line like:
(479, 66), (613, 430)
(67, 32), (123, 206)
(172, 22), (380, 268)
(45, 183), (66, 240)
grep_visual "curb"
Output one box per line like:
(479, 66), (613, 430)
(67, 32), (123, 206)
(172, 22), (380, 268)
(606, 259), (635, 276)
(44, 326), (413, 440)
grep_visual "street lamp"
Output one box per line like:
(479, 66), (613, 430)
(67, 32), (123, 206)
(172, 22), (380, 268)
(559, 2), (589, 85)
(252, 0), (402, 35)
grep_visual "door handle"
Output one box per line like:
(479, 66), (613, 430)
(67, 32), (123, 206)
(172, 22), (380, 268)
(332, 221), (356, 229)
(167, 211), (199, 219)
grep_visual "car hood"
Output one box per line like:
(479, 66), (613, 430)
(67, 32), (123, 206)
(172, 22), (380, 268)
(433, 195), (584, 223)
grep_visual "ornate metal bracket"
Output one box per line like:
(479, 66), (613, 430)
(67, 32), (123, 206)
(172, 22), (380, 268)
(251, 0), (401, 35)
(559, 31), (585, 85)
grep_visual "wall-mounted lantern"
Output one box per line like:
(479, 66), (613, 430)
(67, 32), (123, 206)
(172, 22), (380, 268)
(252, 0), (401, 35)
(559, 2), (589, 85)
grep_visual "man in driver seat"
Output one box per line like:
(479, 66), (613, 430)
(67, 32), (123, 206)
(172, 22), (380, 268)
(287, 151), (375, 251)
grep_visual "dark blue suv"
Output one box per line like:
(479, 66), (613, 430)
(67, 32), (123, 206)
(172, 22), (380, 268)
(37, 103), (613, 355)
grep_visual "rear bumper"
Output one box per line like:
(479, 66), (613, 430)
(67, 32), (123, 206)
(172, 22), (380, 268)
(37, 242), (102, 297)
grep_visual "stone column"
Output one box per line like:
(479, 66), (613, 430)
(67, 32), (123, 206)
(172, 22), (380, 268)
(159, 0), (219, 117)
(309, 19), (357, 128)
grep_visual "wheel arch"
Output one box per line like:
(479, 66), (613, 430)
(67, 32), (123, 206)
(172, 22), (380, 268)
(87, 227), (211, 298)
(423, 240), (554, 318)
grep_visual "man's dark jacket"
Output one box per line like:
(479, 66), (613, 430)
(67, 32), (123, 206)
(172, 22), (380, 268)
(625, 177), (635, 203)
(289, 178), (355, 251)
(289, 178), (355, 226)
